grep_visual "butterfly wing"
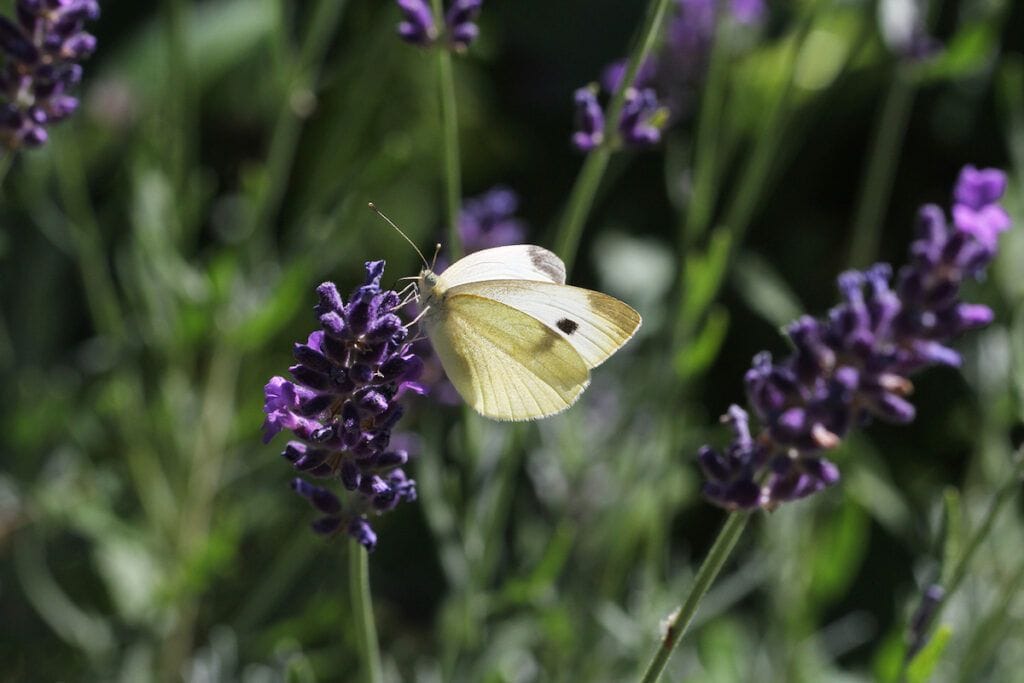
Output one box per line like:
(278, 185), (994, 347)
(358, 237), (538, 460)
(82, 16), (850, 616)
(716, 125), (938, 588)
(424, 292), (590, 421)
(437, 245), (566, 289)
(446, 280), (641, 368)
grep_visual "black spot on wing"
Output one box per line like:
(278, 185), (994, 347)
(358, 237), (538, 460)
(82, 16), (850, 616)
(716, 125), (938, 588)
(557, 318), (578, 335)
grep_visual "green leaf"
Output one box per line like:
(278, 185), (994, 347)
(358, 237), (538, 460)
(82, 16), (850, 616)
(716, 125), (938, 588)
(872, 629), (906, 683)
(809, 498), (870, 604)
(731, 250), (803, 328)
(675, 304), (730, 379)
(940, 487), (963, 586)
(907, 625), (953, 683)
(680, 227), (733, 332)
(916, 24), (997, 83)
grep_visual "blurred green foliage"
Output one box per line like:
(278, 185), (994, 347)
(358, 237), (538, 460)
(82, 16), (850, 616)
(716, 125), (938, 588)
(1, 0), (1023, 681)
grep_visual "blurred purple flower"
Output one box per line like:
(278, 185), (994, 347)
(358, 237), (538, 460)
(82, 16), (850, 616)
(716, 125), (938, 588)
(459, 185), (526, 252)
(0, 0), (99, 150)
(396, 0), (437, 46)
(699, 165), (1012, 510)
(619, 87), (665, 146)
(572, 86), (605, 152)
(263, 261), (425, 550)
(572, 0), (766, 151)
(445, 0), (482, 51)
(395, 0), (482, 51)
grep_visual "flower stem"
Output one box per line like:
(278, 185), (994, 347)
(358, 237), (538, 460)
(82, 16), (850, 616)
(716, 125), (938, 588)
(431, 0), (463, 261)
(637, 511), (750, 683)
(681, 7), (731, 248)
(553, 0), (675, 275)
(350, 539), (384, 683)
(250, 0), (347, 252)
(847, 65), (916, 269)
(671, 5), (817, 350)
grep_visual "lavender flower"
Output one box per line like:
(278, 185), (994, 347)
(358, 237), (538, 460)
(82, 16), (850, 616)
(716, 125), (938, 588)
(459, 185), (526, 252)
(395, 0), (482, 51)
(263, 262), (424, 550)
(572, 0), (768, 151)
(445, 0), (482, 51)
(0, 0), (99, 151)
(699, 165), (1012, 510)
(572, 86), (605, 152)
(396, 0), (437, 46)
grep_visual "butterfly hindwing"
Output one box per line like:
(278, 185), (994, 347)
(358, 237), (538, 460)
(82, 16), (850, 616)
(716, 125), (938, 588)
(424, 292), (590, 421)
(445, 280), (641, 368)
(437, 245), (566, 289)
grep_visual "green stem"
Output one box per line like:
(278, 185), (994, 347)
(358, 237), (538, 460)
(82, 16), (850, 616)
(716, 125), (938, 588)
(900, 450), (1024, 677)
(671, 5), (816, 349)
(637, 511), (750, 683)
(430, 0), (463, 260)
(437, 49), (463, 260)
(162, 0), (191, 223)
(54, 135), (125, 341)
(350, 540), (384, 683)
(847, 65), (916, 268)
(250, 0), (347, 251)
(553, 0), (675, 275)
(554, 147), (612, 271)
(681, 7), (731, 247)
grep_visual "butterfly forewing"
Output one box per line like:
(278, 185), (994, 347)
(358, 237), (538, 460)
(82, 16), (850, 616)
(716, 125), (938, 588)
(446, 280), (641, 368)
(425, 293), (590, 421)
(437, 245), (566, 289)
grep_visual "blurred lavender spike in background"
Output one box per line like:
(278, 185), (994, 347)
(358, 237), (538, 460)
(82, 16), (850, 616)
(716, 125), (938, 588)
(395, 0), (482, 51)
(396, 0), (437, 46)
(572, 86), (604, 152)
(698, 165), (1012, 510)
(458, 185), (526, 252)
(263, 262), (425, 550)
(445, 0), (482, 51)
(0, 0), (98, 150)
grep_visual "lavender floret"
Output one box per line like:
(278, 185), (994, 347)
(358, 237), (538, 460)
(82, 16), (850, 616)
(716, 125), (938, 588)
(264, 262), (424, 550)
(395, 0), (482, 51)
(572, 0), (767, 150)
(0, 0), (98, 151)
(459, 185), (526, 252)
(699, 166), (1012, 510)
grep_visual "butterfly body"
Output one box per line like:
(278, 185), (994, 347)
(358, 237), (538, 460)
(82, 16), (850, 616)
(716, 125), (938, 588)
(416, 245), (641, 421)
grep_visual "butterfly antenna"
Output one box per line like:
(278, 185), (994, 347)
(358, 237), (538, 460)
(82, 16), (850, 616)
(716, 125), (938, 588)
(430, 242), (442, 271)
(368, 202), (430, 269)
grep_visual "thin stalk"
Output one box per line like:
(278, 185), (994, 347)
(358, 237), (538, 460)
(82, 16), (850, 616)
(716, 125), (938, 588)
(162, 0), (191, 226)
(553, 0), (675, 275)
(250, 0), (347, 251)
(847, 65), (916, 268)
(900, 450), (1024, 678)
(430, 0), (463, 260)
(350, 540), (384, 683)
(681, 7), (731, 247)
(54, 135), (125, 341)
(671, 6), (816, 349)
(637, 511), (750, 683)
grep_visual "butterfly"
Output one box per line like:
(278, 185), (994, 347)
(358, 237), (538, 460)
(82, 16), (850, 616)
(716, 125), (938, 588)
(415, 244), (641, 421)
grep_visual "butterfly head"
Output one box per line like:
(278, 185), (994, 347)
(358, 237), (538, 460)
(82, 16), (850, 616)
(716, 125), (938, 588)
(416, 268), (442, 310)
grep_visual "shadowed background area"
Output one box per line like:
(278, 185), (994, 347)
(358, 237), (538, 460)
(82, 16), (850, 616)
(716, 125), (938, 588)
(1, 0), (1023, 681)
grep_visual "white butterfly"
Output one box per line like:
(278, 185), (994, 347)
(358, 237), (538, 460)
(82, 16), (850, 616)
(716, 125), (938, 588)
(415, 244), (642, 421)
